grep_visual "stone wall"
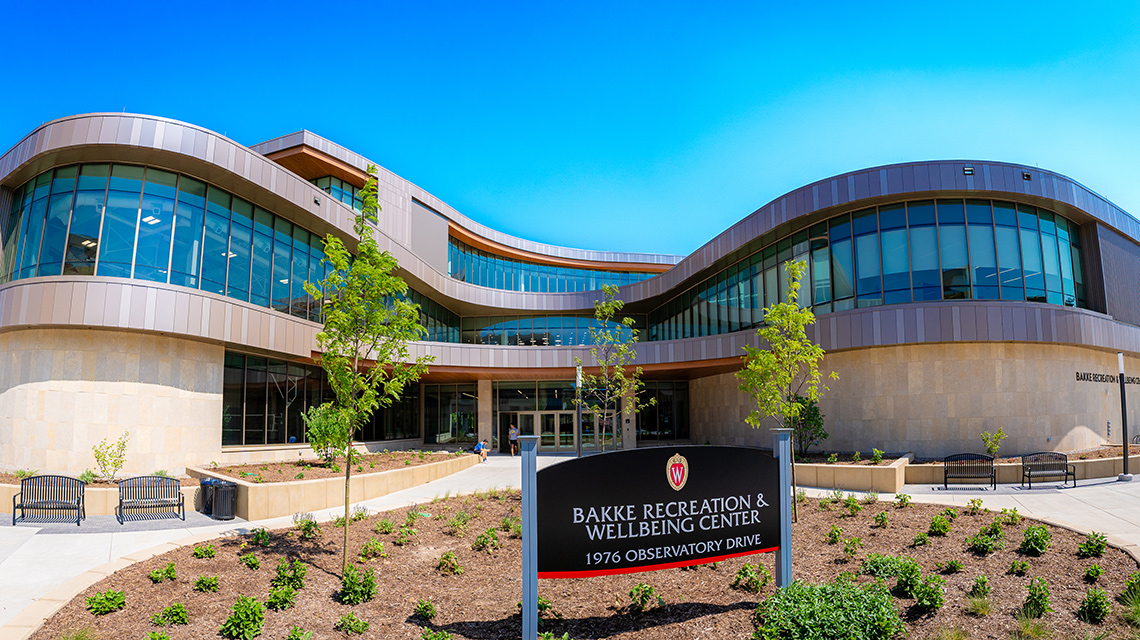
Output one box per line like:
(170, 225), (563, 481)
(691, 342), (1140, 459)
(0, 328), (223, 475)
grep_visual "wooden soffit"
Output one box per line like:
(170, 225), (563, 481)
(265, 146), (369, 187)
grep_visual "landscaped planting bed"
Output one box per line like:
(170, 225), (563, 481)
(0, 472), (199, 487)
(208, 450), (470, 483)
(33, 491), (1140, 640)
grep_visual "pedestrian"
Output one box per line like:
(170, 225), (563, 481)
(474, 439), (488, 463)
(509, 423), (519, 456)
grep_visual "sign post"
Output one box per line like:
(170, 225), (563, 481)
(520, 435), (539, 638)
(1121, 353), (1133, 482)
(772, 428), (793, 586)
(575, 365), (583, 458)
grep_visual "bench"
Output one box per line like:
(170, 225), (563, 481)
(116, 476), (185, 524)
(1021, 452), (1076, 489)
(12, 475), (85, 526)
(943, 453), (996, 490)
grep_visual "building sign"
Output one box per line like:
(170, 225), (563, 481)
(535, 446), (780, 578)
(1076, 372), (1140, 385)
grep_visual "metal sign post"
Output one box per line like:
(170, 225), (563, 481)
(520, 435), (539, 638)
(1121, 353), (1133, 482)
(772, 428), (793, 586)
(575, 365), (583, 458)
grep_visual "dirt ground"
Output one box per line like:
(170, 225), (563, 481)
(34, 492), (1140, 640)
(208, 451), (473, 484)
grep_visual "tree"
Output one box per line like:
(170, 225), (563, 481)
(736, 259), (836, 458)
(574, 285), (653, 453)
(302, 163), (433, 575)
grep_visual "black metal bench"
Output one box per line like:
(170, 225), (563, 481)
(1021, 452), (1076, 489)
(12, 475), (85, 526)
(116, 476), (185, 524)
(943, 453), (996, 490)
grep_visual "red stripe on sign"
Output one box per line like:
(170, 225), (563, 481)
(537, 546), (779, 579)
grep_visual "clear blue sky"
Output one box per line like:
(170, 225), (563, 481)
(4, 2), (1139, 256)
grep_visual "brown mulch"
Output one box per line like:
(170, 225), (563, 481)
(795, 452), (898, 465)
(0, 472), (198, 487)
(208, 451), (472, 483)
(33, 494), (1139, 640)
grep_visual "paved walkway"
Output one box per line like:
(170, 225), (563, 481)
(2, 454), (1139, 634)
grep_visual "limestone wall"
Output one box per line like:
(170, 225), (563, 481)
(0, 328), (223, 475)
(691, 342), (1140, 459)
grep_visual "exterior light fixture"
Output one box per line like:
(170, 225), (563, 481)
(314, 195), (321, 205)
(963, 167), (974, 175)
(1022, 171), (1032, 181)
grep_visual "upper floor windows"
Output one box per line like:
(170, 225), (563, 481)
(448, 237), (656, 293)
(310, 176), (362, 212)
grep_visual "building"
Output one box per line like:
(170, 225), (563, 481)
(1, 113), (1138, 475)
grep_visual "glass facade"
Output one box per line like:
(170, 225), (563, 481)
(423, 384), (477, 445)
(636, 381), (690, 441)
(223, 351), (420, 447)
(647, 199), (1085, 340)
(310, 176), (362, 212)
(461, 314), (644, 346)
(448, 237), (656, 292)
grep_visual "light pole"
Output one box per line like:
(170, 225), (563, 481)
(1120, 352), (1132, 482)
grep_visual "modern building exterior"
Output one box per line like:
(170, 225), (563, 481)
(1, 113), (1138, 475)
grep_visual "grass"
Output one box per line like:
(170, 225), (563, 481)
(1010, 613), (1050, 639)
(964, 597), (990, 617)
(56, 629), (98, 640)
(930, 628), (968, 640)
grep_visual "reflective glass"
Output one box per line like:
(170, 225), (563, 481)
(880, 228), (910, 292)
(907, 201), (936, 226)
(1020, 228), (1046, 300)
(37, 173), (77, 276)
(96, 187), (142, 279)
(830, 238), (854, 300)
(939, 225), (969, 298)
(201, 208), (230, 295)
(879, 203), (906, 230)
(250, 229), (273, 306)
(64, 166), (108, 275)
(133, 169), (177, 282)
(909, 225), (940, 289)
(271, 238), (291, 314)
(170, 177), (206, 288)
(18, 173), (51, 279)
(854, 233), (881, 294)
(968, 224), (999, 299)
(995, 225), (1024, 300)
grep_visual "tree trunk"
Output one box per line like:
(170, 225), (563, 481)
(343, 446), (351, 576)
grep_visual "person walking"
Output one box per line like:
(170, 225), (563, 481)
(509, 423), (519, 456)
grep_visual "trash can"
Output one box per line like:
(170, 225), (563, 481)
(212, 480), (237, 521)
(199, 478), (218, 516)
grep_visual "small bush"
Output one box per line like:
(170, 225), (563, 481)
(1085, 564), (1104, 582)
(1119, 571), (1140, 607)
(936, 560), (964, 574)
(271, 558), (307, 591)
(266, 584), (296, 611)
(472, 528), (501, 553)
(1079, 531), (1108, 558)
(928, 515), (951, 536)
(851, 451), (862, 463)
(1078, 587), (1111, 624)
(862, 491), (879, 505)
(1008, 560), (1029, 576)
(1018, 525), (1051, 556)
(219, 595), (263, 640)
(755, 576), (906, 639)
(194, 575), (219, 592)
(250, 527), (270, 547)
(895, 559), (923, 598)
(914, 575), (946, 611)
(871, 448), (884, 465)
(999, 507), (1023, 526)
(912, 532), (930, 547)
(148, 562), (176, 583)
(14, 468), (37, 479)
(360, 536), (385, 560)
(438, 550), (464, 575)
(894, 493), (912, 508)
(872, 511), (889, 528)
(404, 510), (420, 527)
(293, 513), (320, 540)
(968, 575), (991, 598)
(192, 544), (215, 559)
(351, 505), (369, 522)
(965, 498), (985, 516)
(861, 553), (903, 578)
(146, 632), (171, 640)
(500, 516), (520, 532)
(338, 565), (377, 605)
(1022, 577), (1052, 619)
(731, 562), (771, 593)
(842, 537), (863, 561)
(239, 553), (260, 570)
(826, 525), (843, 544)
(415, 598), (438, 620)
(334, 612), (369, 635)
(78, 469), (97, 484)
(85, 589), (125, 615)
(150, 603), (188, 627)
(966, 521), (1005, 555)
(510, 521), (523, 538)
(420, 629), (453, 640)
(843, 494), (863, 517)
(628, 583), (663, 612)
(941, 507), (959, 520)
(795, 489), (808, 503)
(1012, 613), (1048, 639)
(285, 627), (312, 640)
(827, 453), (838, 464)
(375, 518), (395, 534)
(395, 525), (418, 546)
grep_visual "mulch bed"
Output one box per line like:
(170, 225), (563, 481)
(34, 493), (1139, 640)
(795, 452), (898, 465)
(208, 451), (473, 484)
(0, 472), (199, 487)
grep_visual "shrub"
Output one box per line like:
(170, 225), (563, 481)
(795, 489), (808, 504)
(913, 575), (946, 611)
(628, 583), (662, 612)
(146, 632), (171, 640)
(421, 630), (453, 640)
(860, 553), (903, 578)
(842, 537), (863, 561)
(872, 512), (889, 528)
(1012, 613), (1048, 639)
(1008, 560), (1029, 576)
(78, 469), (97, 484)
(334, 612), (369, 635)
(285, 627), (312, 640)
(150, 603), (188, 626)
(500, 516), (520, 532)
(871, 449), (884, 465)
(894, 493), (911, 508)
(969, 575), (991, 598)
(510, 521), (523, 538)
(219, 595), (263, 640)
(941, 507), (959, 520)
(936, 560), (964, 574)
(965, 498), (985, 515)
(194, 575), (219, 592)
(894, 560), (923, 598)
(827, 453), (838, 464)
(1079, 531), (1108, 558)
(192, 544), (215, 559)
(1079, 587), (1111, 624)
(852, 451), (862, 463)
(912, 532), (930, 547)
(149, 562), (176, 583)
(85, 589), (125, 615)
(415, 598), (438, 620)
(293, 513), (320, 540)
(966, 521), (1005, 555)
(438, 550), (464, 575)
(731, 562), (771, 593)
(843, 494), (863, 517)
(271, 558), (307, 591)
(826, 525), (843, 545)
(862, 491), (879, 505)
(980, 427), (1006, 457)
(92, 431), (129, 481)
(928, 515), (951, 536)
(375, 518), (395, 534)
(1119, 571), (1140, 606)
(265, 585), (296, 611)
(395, 525), (418, 546)
(1022, 577), (1052, 618)
(351, 505), (369, 522)
(404, 510), (421, 527)
(338, 565), (377, 605)
(1019, 525), (1051, 556)
(1085, 564), (1104, 582)
(360, 536), (385, 560)
(472, 528), (501, 553)
(999, 507), (1023, 526)
(239, 554), (260, 570)
(250, 527), (270, 547)
(754, 576), (905, 640)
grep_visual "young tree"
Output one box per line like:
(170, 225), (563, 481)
(303, 164), (433, 575)
(574, 285), (653, 453)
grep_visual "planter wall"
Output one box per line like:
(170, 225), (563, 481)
(0, 483), (199, 517)
(904, 456), (1129, 485)
(187, 453), (480, 521)
(794, 455), (910, 493)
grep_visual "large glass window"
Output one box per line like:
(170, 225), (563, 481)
(170, 176), (206, 288)
(134, 168), (177, 282)
(447, 236), (656, 293)
(36, 166), (77, 277)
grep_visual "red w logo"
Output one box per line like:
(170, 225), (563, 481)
(670, 463), (685, 487)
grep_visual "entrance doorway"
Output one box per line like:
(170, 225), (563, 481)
(496, 410), (618, 453)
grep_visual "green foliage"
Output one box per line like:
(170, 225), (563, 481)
(271, 558), (307, 591)
(795, 488), (808, 504)
(872, 511), (889, 528)
(293, 513), (320, 540)
(894, 493), (911, 508)
(842, 537), (863, 560)
(731, 562), (771, 593)
(191, 544), (215, 559)
(421, 629), (453, 640)
(851, 450), (861, 463)
(930, 628), (967, 640)
(966, 521), (1005, 555)
(250, 528), (270, 547)
(913, 575), (946, 611)
(375, 518), (395, 534)
(965, 498), (985, 515)
(414, 598), (438, 620)
(404, 510), (421, 527)
(1079, 531), (1108, 558)
(826, 525), (843, 544)
(395, 525), (418, 546)
(1119, 571), (1140, 607)
(871, 448), (883, 465)
(536, 633), (571, 640)
(55, 628), (98, 640)
(92, 431), (129, 481)
(219, 595), (264, 640)
(928, 515), (952, 536)
(510, 521), (523, 538)
(360, 537), (385, 560)
(437, 550), (464, 575)
(628, 583), (663, 612)
(194, 575), (219, 592)
(999, 507), (1023, 526)
(150, 603), (188, 627)
(936, 560), (964, 574)
(239, 553), (260, 570)
(148, 562), (176, 583)
(446, 511), (471, 536)
(78, 469), (97, 484)
(351, 505), (369, 521)
(338, 564), (376, 605)
(965, 596), (991, 617)
(862, 491), (878, 505)
(1018, 525), (1051, 556)
(285, 627), (312, 640)
(843, 494), (863, 517)
(827, 453), (838, 464)
(265, 585), (296, 611)
(1022, 577), (1052, 618)
(969, 575), (991, 598)
(1085, 564), (1104, 582)
(334, 612), (369, 635)
(754, 576), (905, 640)
(1012, 613), (1049, 639)
(85, 589), (125, 615)
(894, 560), (923, 598)
(1008, 560), (1029, 576)
(860, 553), (904, 578)
(912, 532), (930, 547)
(500, 516), (520, 532)
(472, 527), (501, 553)
(941, 507), (959, 520)
(1079, 587), (1111, 623)
(980, 427), (1006, 457)
(146, 632), (171, 640)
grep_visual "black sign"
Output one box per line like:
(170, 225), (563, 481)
(1076, 372), (1140, 385)
(536, 446), (780, 578)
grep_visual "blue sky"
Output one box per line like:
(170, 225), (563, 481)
(4, 2), (1139, 256)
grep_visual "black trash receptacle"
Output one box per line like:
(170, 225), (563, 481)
(212, 481), (237, 521)
(199, 478), (218, 515)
